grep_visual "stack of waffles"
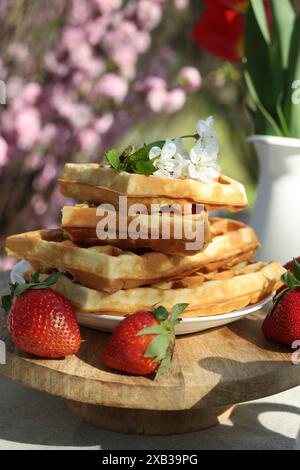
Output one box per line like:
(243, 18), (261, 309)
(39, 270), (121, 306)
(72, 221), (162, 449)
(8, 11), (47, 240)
(6, 163), (284, 319)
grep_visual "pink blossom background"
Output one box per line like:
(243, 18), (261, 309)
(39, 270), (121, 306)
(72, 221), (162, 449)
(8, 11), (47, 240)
(0, 0), (204, 270)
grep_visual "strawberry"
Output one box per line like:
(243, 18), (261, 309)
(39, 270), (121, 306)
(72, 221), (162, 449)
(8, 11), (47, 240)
(1, 271), (81, 358)
(262, 258), (300, 346)
(101, 303), (188, 377)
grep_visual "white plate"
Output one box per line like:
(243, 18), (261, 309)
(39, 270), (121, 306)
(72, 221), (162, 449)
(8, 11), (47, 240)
(11, 260), (273, 336)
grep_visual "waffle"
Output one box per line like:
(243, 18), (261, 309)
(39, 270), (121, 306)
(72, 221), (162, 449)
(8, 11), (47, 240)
(59, 163), (248, 211)
(6, 219), (260, 293)
(61, 205), (211, 255)
(35, 261), (285, 317)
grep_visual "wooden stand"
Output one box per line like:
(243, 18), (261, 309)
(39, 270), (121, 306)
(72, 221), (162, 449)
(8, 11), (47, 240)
(1, 311), (300, 435)
(65, 401), (235, 435)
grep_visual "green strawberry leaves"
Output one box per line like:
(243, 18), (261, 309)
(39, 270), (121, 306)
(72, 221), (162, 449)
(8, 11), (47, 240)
(105, 140), (165, 175)
(281, 258), (300, 289)
(144, 334), (171, 362)
(281, 270), (300, 290)
(136, 303), (189, 378)
(152, 305), (168, 322)
(155, 355), (172, 378)
(170, 303), (189, 324)
(272, 258), (300, 312)
(1, 270), (60, 313)
(293, 258), (300, 281)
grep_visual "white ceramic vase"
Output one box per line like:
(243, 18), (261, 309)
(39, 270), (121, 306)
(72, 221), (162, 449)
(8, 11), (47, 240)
(248, 135), (300, 264)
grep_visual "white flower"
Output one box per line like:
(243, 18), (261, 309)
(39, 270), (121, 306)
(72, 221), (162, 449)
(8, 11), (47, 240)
(196, 116), (216, 136)
(174, 137), (189, 159)
(190, 139), (218, 164)
(188, 115), (220, 182)
(149, 146), (162, 160)
(161, 139), (177, 159)
(173, 153), (189, 179)
(187, 161), (221, 183)
(149, 139), (177, 177)
(147, 116), (221, 181)
(153, 168), (173, 178)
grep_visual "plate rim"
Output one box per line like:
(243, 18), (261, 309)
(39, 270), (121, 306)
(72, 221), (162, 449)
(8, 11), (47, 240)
(11, 260), (273, 324)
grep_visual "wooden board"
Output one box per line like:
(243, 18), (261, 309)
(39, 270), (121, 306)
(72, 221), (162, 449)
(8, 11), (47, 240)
(1, 301), (300, 434)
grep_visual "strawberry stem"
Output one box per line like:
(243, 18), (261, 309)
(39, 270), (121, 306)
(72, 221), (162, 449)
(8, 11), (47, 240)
(137, 303), (189, 379)
(1, 270), (60, 313)
(271, 258), (300, 314)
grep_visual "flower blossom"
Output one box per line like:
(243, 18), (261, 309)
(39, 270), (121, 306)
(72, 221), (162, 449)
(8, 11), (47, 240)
(188, 117), (221, 182)
(0, 137), (8, 167)
(149, 139), (188, 178)
(96, 73), (129, 104)
(148, 117), (221, 182)
(177, 67), (202, 92)
(0, 0), (203, 271)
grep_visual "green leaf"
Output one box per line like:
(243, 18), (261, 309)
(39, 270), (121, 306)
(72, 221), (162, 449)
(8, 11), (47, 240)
(144, 334), (171, 361)
(14, 283), (32, 297)
(283, 15), (300, 137)
(134, 160), (156, 175)
(271, 287), (290, 312)
(127, 140), (165, 162)
(245, 2), (284, 134)
(152, 305), (168, 322)
(136, 324), (167, 336)
(31, 270), (41, 283)
(281, 271), (300, 290)
(124, 140), (165, 172)
(170, 303), (189, 324)
(120, 145), (135, 159)
(270, 0), (295, 69)
(1, 271), (61, 313)
(250, 0), (271, 44)
(244, 71), (283, 136)
(1, 294), (13, 313)
(105, 149), (122, 170)
(42, 272), (60, 286)
(155, 354), (172, 379)
(293, 258), (300, 282)
(276, 93), (290, 137)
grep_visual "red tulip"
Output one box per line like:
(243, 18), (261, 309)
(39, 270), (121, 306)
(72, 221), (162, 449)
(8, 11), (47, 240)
(193, 0), (271, 63)
(207, 0), (248, 13)
(193, 3), (245, 62)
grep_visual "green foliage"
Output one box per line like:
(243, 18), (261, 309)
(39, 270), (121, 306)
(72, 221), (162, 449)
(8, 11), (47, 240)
(272, 258), (300, 311)
(105, 141), (166, 175)
(283, 15), (300, 137)
(245, 0), (300, 137)
(1, 271), (60, 313)
(105, 149), (123, 171)
(136, 303), (189, 378)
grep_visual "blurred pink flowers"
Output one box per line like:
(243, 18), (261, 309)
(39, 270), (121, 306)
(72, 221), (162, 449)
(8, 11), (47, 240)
(15, 108), (42, 150)
(97, 74), (129, 104)
(137, 0), (162, 30)
(177, 67), (202, 92)
(0, 0), (202, 268)
(0, 137), (8, 167)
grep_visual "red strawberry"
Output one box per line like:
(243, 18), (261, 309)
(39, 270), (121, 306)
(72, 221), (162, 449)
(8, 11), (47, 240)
(262, 290), (300, 346)
(262, 258), (300, 346)
(1, 271), (81, 358)
(101, 303), (188, 377)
